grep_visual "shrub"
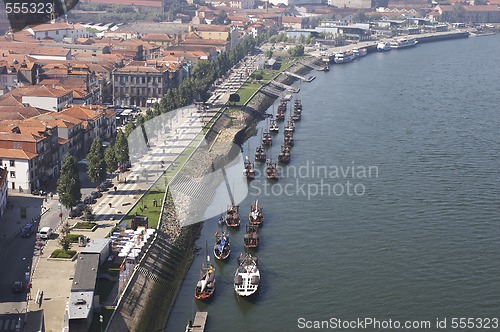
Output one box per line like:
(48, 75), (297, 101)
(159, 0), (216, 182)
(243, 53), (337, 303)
(50, 249), (77, 259)
(74, 222), (97, 229)
(67, 234), (84, 243)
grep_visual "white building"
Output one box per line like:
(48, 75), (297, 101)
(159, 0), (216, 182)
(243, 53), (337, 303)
(25, 22), (92, 42)
(0, 149), (36, 192)
(21, 85), (73, 112)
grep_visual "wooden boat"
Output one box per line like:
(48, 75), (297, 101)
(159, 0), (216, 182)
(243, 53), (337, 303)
(262, 130), (272, 146)
(294, 99), (302, 113)
(265, 159), (279, 180)
(269, 119), (279, 133)
(213, 231), (230, 260)
(284, 131), (294, 147)
(278, 145), (291, 164)
(194, 254), (215, 300)
(225, 204), (240, 227)
(276, 99), (287, 121)
(291, 109), (301, 122)
(248, 199), (264, 226)
(255, 145), (266, 162)
(244, 224), (259, 249)
(234, 253), (260, 297)
(284, 119), (295, 133)
(243, 156), (255, 179)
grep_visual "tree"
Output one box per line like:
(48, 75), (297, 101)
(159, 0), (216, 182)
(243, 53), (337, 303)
(229, 93), (240, 105)
(264, 49), (273, 58)
(104, 145), (118, 173)
(212, 10), (228, 25)
(57, 155), (81, 209)
(59, 234), (71, 251)
(87, 137), (107, 184)
(352, 10), (368, 23)
(124, 121), (135, 137)
(114, 130), (129, 164)
(288, 45), (304, 57)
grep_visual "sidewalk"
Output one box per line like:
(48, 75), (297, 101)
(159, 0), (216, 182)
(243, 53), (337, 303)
(28, 105), (217, 332)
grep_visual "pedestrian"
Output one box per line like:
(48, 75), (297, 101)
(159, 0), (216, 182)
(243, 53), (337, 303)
(39, 291), (43, 307)
(50, 192), (53, 200)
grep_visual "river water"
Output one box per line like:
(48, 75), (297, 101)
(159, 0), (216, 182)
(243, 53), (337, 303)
(166, 34), (500, 331)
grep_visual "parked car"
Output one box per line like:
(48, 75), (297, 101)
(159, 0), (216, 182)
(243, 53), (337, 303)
(100, 180), (113, 188)
(38, 227), (53, 240)
(69, 207), (83, 218)
(83, 195), (96, 205)
(20, 223), (34, 238)
(90, 191), (102, 199)
(12, 281), (23, 293)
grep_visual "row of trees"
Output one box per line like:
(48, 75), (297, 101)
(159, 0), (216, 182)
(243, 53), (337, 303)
(57, 30), (274, 209)
(56, 131), (129, 209)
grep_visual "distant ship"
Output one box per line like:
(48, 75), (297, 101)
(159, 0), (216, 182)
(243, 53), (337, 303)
(390, 38), (418, 49)
(353, 48), (367, 58)
(377, 41), (391, 52)
(334, 51), (355, 64)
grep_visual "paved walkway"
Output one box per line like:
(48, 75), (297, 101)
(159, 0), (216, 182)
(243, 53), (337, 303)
(27, 105), (220, 332)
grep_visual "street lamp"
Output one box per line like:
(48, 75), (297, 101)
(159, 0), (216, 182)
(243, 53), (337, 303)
(13, 308), (24, 332)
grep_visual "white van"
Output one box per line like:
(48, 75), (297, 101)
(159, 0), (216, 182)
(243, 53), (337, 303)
(39, 227), (53, 239)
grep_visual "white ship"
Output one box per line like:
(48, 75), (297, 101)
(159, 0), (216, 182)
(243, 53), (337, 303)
(377, 41), (391, 52)
(233, 253), (260, 296)
(333, 51), (355, 64)
(390, 37), (418, 49)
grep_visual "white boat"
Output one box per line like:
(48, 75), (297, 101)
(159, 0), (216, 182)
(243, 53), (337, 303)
(333, 51), (355, 64)
(353, 48), (367, 58)
(377, 41), (391, 52)
(390, 37), (418, 49)
(233, 253), (260, 296)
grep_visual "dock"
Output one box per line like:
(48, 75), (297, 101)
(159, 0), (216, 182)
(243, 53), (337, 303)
(283, 71), (315, 82)
(185, 312), (208, 332)
(298, 60), (327, 71)
(270, 79), (300, 93)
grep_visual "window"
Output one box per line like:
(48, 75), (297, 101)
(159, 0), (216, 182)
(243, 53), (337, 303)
(10, 171), (15, 178)
(9, 160), (15, 166)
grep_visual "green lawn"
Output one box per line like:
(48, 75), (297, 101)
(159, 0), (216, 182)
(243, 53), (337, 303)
(233, 82), (262, 107)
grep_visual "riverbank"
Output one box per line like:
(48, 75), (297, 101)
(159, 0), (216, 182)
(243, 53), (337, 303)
(107, 56), (315, 331)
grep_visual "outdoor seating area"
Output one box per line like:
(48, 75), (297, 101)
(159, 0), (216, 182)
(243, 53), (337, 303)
(110, 227), (156, 262)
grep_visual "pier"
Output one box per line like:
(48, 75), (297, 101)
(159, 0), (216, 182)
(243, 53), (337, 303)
(185, 312), (208, 332)
(298, 59), (327, 71)
(283, 71), (315, 82)
(261, 84), (284, 97)
(270, 79), (300, 92)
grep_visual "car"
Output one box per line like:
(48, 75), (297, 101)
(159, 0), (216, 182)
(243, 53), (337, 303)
(12, 281), (23, 293)
(90, 191), (102, 199)
(100, 180), (113, 188)
(38, 227), (53, 240)
(69, 207), (83, 218)
(83, 195), (96, 205)
(20, 223), (34, 238)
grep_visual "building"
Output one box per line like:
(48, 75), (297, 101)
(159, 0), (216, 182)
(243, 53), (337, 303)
(66, 253), (99, 332)
(434, 5), (500, 23)
(8, 85), (73, 112)
(0, 119), (62, 192)
(112, 62), (182, 107)
(25, 22), (92, 42)
(327, 0), (371, 8)
(59, 105), (114, 153)
(81, 238), (112, 265)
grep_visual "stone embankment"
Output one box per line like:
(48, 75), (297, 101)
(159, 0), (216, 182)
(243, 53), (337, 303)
(107, 59), (313, 332)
